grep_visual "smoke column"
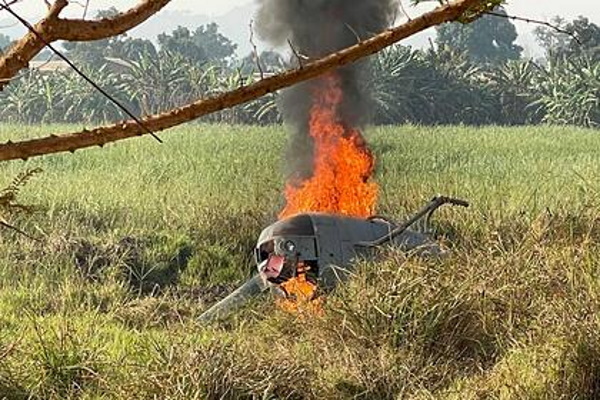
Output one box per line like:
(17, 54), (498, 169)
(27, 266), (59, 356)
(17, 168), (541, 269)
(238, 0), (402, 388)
(256, 0), (398, 215)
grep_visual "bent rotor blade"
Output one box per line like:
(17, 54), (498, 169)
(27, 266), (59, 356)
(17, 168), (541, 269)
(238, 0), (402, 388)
(198, 274), (268, 324)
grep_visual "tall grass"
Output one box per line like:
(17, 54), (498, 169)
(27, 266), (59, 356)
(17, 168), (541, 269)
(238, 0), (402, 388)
(0, 123), (599, 398)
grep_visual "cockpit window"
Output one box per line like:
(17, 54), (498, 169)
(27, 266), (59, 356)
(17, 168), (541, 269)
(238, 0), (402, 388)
(256, 240), (275, 263)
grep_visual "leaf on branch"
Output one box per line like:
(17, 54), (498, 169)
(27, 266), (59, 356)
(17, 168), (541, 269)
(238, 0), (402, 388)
(458, 0), (504, 24)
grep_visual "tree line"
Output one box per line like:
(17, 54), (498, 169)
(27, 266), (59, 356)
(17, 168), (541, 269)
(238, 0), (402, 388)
(0, 8), (598, 128)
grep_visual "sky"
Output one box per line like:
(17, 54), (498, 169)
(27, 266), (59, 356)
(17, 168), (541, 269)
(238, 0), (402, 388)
(4, 0), (599, 20)
(1, 0), (599, 57)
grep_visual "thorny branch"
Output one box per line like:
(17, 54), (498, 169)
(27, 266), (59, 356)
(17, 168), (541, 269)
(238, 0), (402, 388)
(0, 1), (162, 142)
(0, 0), (172, 90)
(0, 0), (488, 161)
(0, 0), (484, 161)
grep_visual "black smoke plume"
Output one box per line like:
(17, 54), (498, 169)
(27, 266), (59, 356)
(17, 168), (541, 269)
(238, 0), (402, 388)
(256, 0), (398, 181)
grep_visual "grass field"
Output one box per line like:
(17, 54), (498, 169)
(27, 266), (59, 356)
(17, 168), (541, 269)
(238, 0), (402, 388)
(1, 123), (600, 399)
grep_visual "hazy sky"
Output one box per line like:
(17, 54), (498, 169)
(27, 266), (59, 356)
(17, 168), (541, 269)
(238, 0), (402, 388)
(2, 0), (599, 57)
(3, 0), (599, 21)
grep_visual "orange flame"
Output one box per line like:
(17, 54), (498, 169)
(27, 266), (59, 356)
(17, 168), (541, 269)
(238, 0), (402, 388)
(279, 73), (378, 219)
(276, 264), (324, 316)
(277, 73), (379, 314)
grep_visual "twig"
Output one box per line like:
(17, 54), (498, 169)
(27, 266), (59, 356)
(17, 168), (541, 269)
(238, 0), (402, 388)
(484, 11), (582, 45)
(2, 0), (22, 7)
(344, 23), (362, 44)
(32, 52), (56, 69)
(287, 39), (308, 68)
(0, 0), (171, 90)
(399, 0), (411, 21)
(0, 2), (163, 143)
(249, 20), (264, 80)
(83, 0), (90, 19)
(0, 220), (41, 242)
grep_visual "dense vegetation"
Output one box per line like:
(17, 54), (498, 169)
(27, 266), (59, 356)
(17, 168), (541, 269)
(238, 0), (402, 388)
(0, 6), (599, 398)
(0, 124), (600, 399)
(0, 12), (598, 128)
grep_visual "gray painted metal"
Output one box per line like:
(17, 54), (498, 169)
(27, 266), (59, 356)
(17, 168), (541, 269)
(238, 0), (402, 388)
(198, 196), (468, 323)
(255, 213), (442, 290)
(197, 274), (267, 324)
(200, 215), (437, 323)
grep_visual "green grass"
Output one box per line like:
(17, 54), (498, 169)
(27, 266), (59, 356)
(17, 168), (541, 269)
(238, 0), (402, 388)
(1, 123), (600, 399)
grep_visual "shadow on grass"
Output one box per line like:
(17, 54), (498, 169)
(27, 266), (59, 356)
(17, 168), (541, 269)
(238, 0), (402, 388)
(72, 235), (193, 295)
(556, 331), (600, 399)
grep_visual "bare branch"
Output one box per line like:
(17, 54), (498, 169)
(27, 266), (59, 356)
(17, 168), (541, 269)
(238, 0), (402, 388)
(344, 23), (362, 44)
(1, 1), (162, 142)
(0, 0), (67, 88)
(83, 0), (90, 19)
(0, 220), (40, 241)
(287, 39), (308, 68)
(55, 0), (171, 41)
(399, 1), (411, 21)
(484, 11), (583, 46)
(249, 20), (264, 80)
(0, 0), (482, 162)
(0, 0), (171, 90)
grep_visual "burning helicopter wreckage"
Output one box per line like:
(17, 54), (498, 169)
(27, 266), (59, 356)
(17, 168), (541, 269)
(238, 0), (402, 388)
(199, 197), (469, 323)
(199, 0), (470, 323)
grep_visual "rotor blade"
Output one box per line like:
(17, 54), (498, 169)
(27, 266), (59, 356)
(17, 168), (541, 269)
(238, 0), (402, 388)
(198, 274), (268, 324)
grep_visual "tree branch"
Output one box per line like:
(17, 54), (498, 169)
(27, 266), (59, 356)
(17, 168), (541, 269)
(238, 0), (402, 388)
(0, 0), (482, 162)
(484, 11), (583, 46)
(0, 0), (171, 90)
(0, 0), (68, 88)
(55, 0), (171, 41)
